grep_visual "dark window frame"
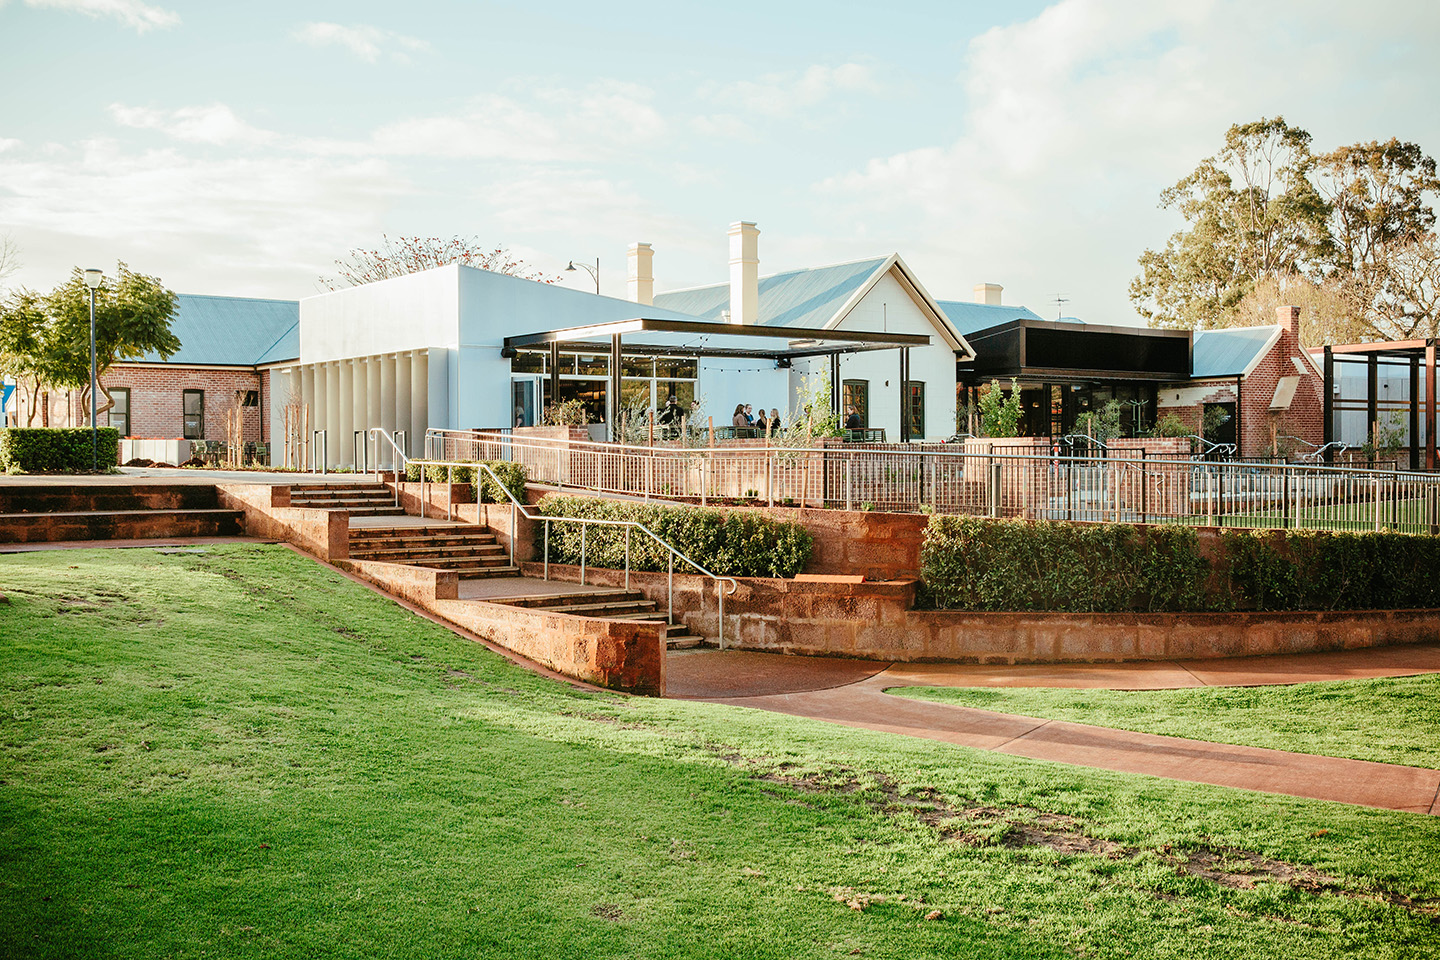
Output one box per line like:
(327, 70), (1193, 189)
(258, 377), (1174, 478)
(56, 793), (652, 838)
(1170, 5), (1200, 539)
(108, 387), (131, 437)
(842, 379), (869, 428)
(905, 381), (925, 438)
(183, 389), (204, 440)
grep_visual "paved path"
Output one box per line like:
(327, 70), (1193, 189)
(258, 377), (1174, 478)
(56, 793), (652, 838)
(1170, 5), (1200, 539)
(668, 647), (1440, 815)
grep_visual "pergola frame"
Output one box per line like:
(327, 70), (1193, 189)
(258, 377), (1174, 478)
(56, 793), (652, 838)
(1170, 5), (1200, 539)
(503, 317), (932, 442)
(1323, 339), (1438, 470)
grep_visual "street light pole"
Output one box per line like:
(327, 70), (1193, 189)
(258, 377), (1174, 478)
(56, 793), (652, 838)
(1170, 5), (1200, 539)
(83, 268), (103, 471)
(566, 258), (600, 294)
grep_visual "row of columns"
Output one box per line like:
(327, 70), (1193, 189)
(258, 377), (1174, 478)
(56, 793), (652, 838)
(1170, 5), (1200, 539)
(290, 350), (430, 468)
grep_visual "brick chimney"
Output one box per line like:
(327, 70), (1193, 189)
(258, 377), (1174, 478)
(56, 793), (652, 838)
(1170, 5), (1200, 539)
(1276, 304), (1301, 342)
(973, 283), (1003, 306)
(627, 242), (653, 306)
(728, 221), (759, 325)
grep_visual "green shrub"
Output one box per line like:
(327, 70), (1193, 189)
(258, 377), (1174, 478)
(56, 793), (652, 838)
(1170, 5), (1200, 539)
(0, 427), (120, 473)
(921, 515), (1440, 613)
(1220, 528), (1440, 611)
(534, 495), (813, 578)
(919, 515), (1211, 613)
(404, 459), (526, 504)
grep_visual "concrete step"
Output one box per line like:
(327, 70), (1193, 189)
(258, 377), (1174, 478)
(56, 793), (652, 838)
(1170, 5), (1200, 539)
(0, 484), (221, 514)
(495, 588), (639, 610)
(349, 543), (506, 560)
(348, 531), (496, 546)
(0, 508), (244, 544)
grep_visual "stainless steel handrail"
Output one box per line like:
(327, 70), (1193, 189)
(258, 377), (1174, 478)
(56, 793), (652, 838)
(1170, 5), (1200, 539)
(310, 429), (327, 474)
(367, 428), (408, 506)
(413, 457), (740, 648)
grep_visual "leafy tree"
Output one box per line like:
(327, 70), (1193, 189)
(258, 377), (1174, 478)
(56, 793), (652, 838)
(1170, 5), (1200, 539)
(1130, 118), (1328, 329)
(322, 235), (561, 289)
(1312, 138), (1440, 338)
(977, 378), (1022, 438)
(0, 264), (179, 425)
(1224, 274), (1363, 344)
(0, 291), (56, 425)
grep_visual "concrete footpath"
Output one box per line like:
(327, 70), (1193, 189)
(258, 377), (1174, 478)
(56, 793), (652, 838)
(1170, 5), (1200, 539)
(667, 647), (1440, 815)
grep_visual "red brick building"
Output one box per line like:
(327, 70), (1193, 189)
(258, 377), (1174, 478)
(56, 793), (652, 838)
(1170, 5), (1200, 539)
(1157, 306), (1324, 458)
(6, 295), (298, 457)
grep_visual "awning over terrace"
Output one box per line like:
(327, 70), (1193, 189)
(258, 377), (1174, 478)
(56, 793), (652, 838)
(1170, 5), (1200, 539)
(1322, 338), (1439, 471)
(503, 317), (932, 441)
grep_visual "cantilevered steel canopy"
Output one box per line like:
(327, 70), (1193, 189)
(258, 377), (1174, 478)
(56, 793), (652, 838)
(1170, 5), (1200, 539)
(503, 317), (933, 441)
(1322, 338), (1437, 470)
(502, 316), (930, 360)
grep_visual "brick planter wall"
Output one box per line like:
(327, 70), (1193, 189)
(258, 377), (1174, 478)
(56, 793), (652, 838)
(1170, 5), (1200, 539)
(521, 561), (1440, 664)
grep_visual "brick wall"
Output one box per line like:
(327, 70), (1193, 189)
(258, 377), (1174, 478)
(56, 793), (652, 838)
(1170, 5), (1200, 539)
(1163, 309), (1324, 459)
(99, 364), (263, 443)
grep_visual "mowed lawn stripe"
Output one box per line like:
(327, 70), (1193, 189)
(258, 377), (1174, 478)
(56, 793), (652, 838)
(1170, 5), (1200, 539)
(2, 544), (1438, 959)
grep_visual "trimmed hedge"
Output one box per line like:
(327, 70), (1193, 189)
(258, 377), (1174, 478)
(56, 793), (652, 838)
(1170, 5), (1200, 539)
(1220, 528), (1440, 611)
(0, 427), (120, 473)
(405, 459), (527, 504)
(920, 515), (1440, 613)
(919, 515), (1210, 613)
(535, 494), (813, 579)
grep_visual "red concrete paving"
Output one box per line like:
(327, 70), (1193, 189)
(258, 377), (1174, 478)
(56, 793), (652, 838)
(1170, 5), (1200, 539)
(670, 647), (1440, 815)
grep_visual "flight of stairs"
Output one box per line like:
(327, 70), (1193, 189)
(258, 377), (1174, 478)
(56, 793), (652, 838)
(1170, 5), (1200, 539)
(290, 482), (407, 517)
(490, 589), (708, 650)
(0, 484), (244, 544)
(347, 524), (519, 579)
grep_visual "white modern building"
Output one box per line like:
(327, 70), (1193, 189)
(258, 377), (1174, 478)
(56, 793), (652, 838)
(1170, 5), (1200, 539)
(276, 222), (985, 467)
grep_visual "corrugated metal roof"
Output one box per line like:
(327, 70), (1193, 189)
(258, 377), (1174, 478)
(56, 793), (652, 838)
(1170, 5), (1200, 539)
(1191, 325), (1279, 378)
(138, 294), (299, 366)
(935, 299), (1046, 335)
(652, 257), (889, 329)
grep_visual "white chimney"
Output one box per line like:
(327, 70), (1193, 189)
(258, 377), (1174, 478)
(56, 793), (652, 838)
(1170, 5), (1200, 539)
(973, 283), (1003, 306)
(627, 242), (654, 306)
(728, 221), (759, 325)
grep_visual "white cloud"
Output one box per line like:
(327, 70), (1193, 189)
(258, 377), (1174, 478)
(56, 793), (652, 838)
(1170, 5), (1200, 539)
(813, 0), (1440, 323)
(704, 61), (881, 119)
(21, 0), (178, 32)
(0, 138), (404, 296)
(108, 103), (277, 146)
(292, 21), (431, 64)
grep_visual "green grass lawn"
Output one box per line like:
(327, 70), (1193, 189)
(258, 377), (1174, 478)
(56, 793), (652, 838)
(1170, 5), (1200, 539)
(891, 676), (1440, 770)
(3, 544), (1440, 959)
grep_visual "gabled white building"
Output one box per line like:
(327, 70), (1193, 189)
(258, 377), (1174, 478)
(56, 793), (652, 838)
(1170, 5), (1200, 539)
(277, 221), (978, 467)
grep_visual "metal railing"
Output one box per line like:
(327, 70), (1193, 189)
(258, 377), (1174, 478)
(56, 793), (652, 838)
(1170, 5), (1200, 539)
(422, 428), (1440, 535)
(309, 429), (328, 474)
(412, 458), (740, 647)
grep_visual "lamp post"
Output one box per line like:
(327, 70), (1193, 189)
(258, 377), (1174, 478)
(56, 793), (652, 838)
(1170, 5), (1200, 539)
(566, 258), (599, 294)
(83, 268), (103, 470)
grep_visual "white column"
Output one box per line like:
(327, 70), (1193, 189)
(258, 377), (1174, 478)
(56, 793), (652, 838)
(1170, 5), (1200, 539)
(299, 364), (316, 439)
(337, 360), (354, 469)
(312, 363), (329, 466)
(350, 355), (366, 467)
(380, 354), (398, 445)
(410, 350), (428, 458)
(269, 367), (292, 467)
(395, 352), (413, 457)
(366, 356), (383, 440)
(427, 347), (449, 436)
(324, 362), (341, 467)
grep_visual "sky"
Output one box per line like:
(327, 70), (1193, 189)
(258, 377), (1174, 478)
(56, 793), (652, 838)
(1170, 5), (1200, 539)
(1, 0), (1438, 325)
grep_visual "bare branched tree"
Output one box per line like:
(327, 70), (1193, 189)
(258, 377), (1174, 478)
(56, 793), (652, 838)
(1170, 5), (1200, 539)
(321, 235), (561, 290)
(0, 234), (20, 290)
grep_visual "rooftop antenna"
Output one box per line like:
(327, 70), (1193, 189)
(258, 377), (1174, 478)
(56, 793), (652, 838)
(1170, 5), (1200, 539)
(1052, 295), (1070, 320)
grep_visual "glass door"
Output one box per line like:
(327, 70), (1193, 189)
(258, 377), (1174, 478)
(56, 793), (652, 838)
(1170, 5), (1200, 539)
(511, 376), (541, 428)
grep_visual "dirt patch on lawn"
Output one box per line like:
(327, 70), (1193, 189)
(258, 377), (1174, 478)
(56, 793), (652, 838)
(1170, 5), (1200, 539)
(700, 746), (1438, 917)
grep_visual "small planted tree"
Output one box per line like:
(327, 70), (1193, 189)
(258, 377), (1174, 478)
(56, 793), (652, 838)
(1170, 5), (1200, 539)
(977, 378), (1022, 438)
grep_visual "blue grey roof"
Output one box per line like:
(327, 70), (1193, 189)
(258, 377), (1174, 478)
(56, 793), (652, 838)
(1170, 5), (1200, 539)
(653, 257), (889, 329)
(936, 299), (1046, 335)
(139, 294), (299, 366)
(1191, 325), (1279, 378)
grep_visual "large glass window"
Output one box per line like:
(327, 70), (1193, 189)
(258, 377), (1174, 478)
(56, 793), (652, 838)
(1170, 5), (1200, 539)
(905, 381), (925, 439)
(842, 380), (868, 428)
(108, 387), (130, 436)
(182, 390), (204, 440)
